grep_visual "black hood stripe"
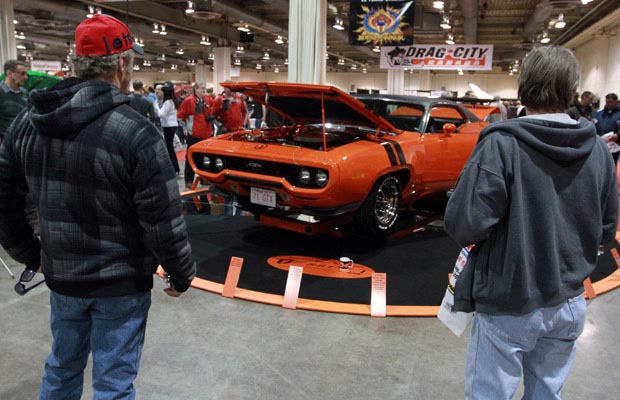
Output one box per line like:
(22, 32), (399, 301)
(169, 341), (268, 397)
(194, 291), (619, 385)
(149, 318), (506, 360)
(381, 142), (398, 166)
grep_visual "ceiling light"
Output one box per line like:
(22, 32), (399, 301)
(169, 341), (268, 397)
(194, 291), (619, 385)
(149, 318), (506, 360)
(171, 64), (177, 70)
(555, 13), (566, 29)
(333, 18), (345, 30)
(372, 45), (381, 53)
(160, 25), (167, 35)
(186, 1), (195, 14)
(234, 58), (241, 66)
(351, 64), (358, 70)
(143, 59), (151, 67)
(581, 0), (593, 4)
(275, 35), (284, 44)
(540, 31), (550, 44)
(236, 45), (244, 53)
(284, 58), (288, 65)
(445, 34), (455, 45)
(440, 16), (451, 30)
(16, 43), (25, 50)
(208, 52), (215, 61)
(87, 5), (95, 18)
(274, 66), (280, 73)
(176, 48), (184, 55)
(152, 23), (159, 34)
(160, 53), (166, 60)
(187, 59), (196, 66)
(338, 58), (345, 66)
(133, 64), (140, 71)
(161, 67), (166, 73)
(200, 35), (211, 45)
(433, 1), (445, 10)
(263, 51), (270, 60)
(256, 63), (262, 70)
(325, 52), (329, 60)
(458, 69), (463, 76)
(362, 67), (367, 74)
(13, 19), (18, 25)
(237, 23), (250, 33)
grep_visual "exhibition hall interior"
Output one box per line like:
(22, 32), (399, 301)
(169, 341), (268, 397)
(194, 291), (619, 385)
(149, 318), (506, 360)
(1, 1), (620, 399)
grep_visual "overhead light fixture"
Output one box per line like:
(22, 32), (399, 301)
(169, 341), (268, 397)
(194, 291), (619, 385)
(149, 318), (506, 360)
(16, 43), (26, 50)
(275, 35), (284, 44)
(509, 70), (514, 76)
(555, 13), (566, 29)
(234, 58), (241, 66)
(186, 1), (195, 14)
(159, 53), (166, 60)
(171, 64), (177, 70)
(372, 45), (381, 53)
(274, 66), (280, 73)
(200, 35), (211, 45)
(208, 52), (215, 61)
(325, 52), (329, 60)
(236, 45), (244, 53)
(284, 58), (288, 65)
(237, 23), (250, 33)
(338, 57), (345, 66)
(143, 59), (151, 67)
(433, 1), (445, 10)
(333, 18), (345, 31)
(187, 59), (196, 66)
(263, 51), (270, 60)
(152, 23), (159, 34)
(581, 0), (593, 4)
(176, 48), (184, 55)
(458, 69), (463, 76)
(133, 64), (140, 71)
(362, 67), (367, 74)
(161, 67), (166, 73)
(351, 64), (358, 71)
(87, 5), (95, 18)
(256, 63), (262, 70)
(13, 19), (18, 25)
(160, 24), (167, 35)
(445, 33), (455, 45)
(540, 30), (550, 44)
(440, 16), (451, 30)
(14, 31), (26, 40)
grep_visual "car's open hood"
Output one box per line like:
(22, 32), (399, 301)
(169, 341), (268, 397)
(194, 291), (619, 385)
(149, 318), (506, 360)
(221, 81), (395, 131)
(462, 104), (500, 120)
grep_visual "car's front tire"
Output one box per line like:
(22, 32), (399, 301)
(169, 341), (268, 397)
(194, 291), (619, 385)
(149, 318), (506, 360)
(358, 175), (401, 236)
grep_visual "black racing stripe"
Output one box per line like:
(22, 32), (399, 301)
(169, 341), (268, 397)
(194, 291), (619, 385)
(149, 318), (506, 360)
(381, 142), (397, 166)
(390, 141), (406, 164)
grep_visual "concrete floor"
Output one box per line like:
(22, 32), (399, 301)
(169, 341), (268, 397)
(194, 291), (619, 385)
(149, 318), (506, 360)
(1, 245), (620, 399)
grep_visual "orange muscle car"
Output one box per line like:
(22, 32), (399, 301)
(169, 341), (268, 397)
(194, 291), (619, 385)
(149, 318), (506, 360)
(188, 82), (490, 236)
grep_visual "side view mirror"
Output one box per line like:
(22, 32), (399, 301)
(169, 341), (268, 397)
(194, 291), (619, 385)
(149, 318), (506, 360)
(442, 123), (457, 135)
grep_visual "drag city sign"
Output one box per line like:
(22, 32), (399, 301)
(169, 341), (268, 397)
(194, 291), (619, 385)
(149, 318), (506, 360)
(380, 44), (493, 71)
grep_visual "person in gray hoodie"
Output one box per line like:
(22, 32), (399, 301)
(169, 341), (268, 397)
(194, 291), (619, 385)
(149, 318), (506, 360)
(444, 46), (618, 399)
(0, 15), (196, 399)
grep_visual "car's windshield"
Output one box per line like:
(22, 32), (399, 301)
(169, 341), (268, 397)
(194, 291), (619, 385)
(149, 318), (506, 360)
(357, 99), (424, 132)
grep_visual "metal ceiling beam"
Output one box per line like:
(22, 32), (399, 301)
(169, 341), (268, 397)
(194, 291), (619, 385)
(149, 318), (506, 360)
(459, 0), (478, 44)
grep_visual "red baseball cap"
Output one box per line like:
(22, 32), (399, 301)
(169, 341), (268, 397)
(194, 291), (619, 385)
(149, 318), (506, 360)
(75, 14), (144, 57)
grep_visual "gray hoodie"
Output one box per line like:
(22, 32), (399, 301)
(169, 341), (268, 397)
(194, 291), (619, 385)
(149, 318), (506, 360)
(444, 116), (618, 314)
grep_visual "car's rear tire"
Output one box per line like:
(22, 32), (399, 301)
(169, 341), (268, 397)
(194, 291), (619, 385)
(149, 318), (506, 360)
(358, 175), (401, 236)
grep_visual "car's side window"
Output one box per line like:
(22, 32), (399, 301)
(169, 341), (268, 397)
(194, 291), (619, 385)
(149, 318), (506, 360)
(427, 106), (466, 133)
(385, 103), (424, 132)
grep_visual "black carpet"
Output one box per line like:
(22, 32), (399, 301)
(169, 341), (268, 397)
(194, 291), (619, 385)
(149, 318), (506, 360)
(186, 215), (617, 306)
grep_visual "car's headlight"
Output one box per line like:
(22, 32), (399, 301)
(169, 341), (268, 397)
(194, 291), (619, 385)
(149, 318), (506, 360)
(202, 156), (211, 169)
(299, 168), (311, 184)
(214, 157), (224, 171)
(316, 170), (328, 187)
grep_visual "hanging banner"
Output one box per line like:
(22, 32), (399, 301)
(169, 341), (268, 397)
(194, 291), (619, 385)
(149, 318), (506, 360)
(349, 0), (415, 46)
(380, 44), (494, 71)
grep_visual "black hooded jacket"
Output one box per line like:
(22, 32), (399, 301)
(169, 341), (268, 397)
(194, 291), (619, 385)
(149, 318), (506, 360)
(444, 115), (618, 314)
(0, 77), (195, 296)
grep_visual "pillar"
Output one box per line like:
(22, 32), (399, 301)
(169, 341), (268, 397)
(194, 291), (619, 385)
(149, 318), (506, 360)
(288, 0), (326, 84)
(0, 0), (16, 68)
(387, 68), (405, 95)
(212, 46), (231, 95)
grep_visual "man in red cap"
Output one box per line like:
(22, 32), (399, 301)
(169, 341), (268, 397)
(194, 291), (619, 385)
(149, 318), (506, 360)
(0, 14), (196, 400)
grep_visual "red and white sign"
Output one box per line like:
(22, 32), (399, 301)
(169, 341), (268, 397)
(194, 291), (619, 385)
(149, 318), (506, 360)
(30, 60), (62, 72)
(380, 44), (493, 71)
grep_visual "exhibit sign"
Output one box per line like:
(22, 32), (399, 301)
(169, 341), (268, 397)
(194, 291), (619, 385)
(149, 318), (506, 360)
(380, 44), (494, 70)
(283, 266), (304, 309)
(30, 60), (62, 72)
(348, 0), (415, 46)
(370, 273), (387, 317)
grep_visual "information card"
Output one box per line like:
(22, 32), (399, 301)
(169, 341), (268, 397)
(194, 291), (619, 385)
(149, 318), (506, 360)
(222, 257), (244, 298)
(370, 272), (387, 317)
(283, 266), (304, 309)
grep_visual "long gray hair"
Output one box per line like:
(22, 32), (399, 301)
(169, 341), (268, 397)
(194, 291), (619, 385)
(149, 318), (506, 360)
(518, 46), (580, 111)
(72, 49), (134, 81)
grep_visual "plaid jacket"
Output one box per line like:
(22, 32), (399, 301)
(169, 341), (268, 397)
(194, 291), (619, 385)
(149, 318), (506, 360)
(0, 78), (195, 296)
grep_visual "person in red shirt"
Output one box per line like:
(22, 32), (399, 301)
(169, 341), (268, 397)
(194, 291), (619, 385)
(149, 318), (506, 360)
(177, 82), (214, 188)
(213, 85), (247, 133)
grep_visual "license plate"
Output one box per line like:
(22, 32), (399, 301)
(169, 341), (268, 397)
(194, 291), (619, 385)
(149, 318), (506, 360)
(250, 187), (276, 207)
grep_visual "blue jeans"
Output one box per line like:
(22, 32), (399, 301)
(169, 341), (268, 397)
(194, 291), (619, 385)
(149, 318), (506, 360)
(465, 294), (586, 400)
(39, 291), (151, 400)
